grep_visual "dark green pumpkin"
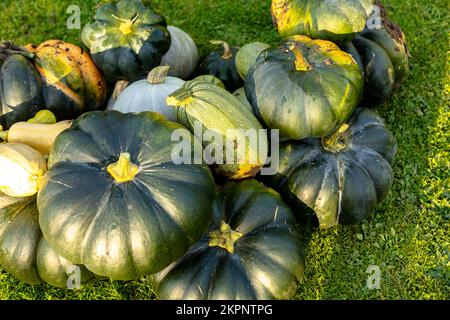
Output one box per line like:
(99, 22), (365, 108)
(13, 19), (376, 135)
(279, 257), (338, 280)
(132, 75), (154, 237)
(0, 194), (94, 287)
(0, 53), (43, 130)
(342, 12), (409, 107)
(263, 109), (397, 229)
(245, 35), (364, 140)
(0, 41), (106, 129)
(37, 111), (216, 280)
(195, 41), (243, 92)
(82, 0), (171, 82)
(150, 179), (304, 300)
(271, 0), (374, 42)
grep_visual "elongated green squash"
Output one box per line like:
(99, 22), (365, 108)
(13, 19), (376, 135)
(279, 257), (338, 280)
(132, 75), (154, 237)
(167, 80), (268, 179)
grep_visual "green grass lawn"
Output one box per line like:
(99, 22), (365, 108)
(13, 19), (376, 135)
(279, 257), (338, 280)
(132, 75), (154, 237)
(0, 0), (448, 300)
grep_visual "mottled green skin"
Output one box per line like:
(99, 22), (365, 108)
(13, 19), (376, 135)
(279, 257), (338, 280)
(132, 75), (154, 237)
(0, 55), (44, 129)
(37, 111), (216, 280)
(263, 109), (397, 229)
(271, 0), (374, 42)
(0, 40), (107, 127)
(343, 17), (410, 107)
(170, 80), (268, 179)
(245, 37), (363, 140)
(150, 180), (304, 300)
(0, 194), (94, 287)
(82, 0), (171, 82)
(195, 46), (243, 92)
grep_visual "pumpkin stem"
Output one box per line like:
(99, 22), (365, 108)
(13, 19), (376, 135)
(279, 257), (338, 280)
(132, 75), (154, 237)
(27, 110), (57, 124)
(112, 80), (129, 100)
(0, 42), (34, 63)
(113, 13), (140, 35)
(322, 124), (350, 153)
(166, 87), (194, 108)
(291, 46), (312, 72)
(210, 40), (233, 60)
(32, 174), (44, 192)
(147, 66), (171, 84)
(0, 126), (8, 141)
(107, 153), (139, 183)
(208, 221), (243, 254)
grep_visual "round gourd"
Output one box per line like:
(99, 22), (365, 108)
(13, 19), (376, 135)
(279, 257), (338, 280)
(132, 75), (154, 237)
(150, 180), (304, 300)
(195, 41), (243, 92)
(167, 80), (268, 180)
(0, 194), (94, 287)
(0, 143), (47, 197)
(235, 42), (270, 80)
(82, 0), (171, 82)
(0, 41), (106, 128)
(245, 35), (364, 140)
(342, 6), (409, 107)
(109, 66), (185, 121)
(271, 0), (374, 42)
(37, 111), (216, 280)
(161, 26), (199, 80)
(263, 109), (397, 229)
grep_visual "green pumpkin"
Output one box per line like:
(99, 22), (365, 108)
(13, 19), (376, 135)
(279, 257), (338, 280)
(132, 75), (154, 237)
(271, 0), (374, 42)
(342, 9), (409, 107)
(82, 0), (171, 82)
(150, 180), (304, 300)
(235, 42), (270, 80)
(263, 109), (397, 229)
(167, 80), (268, 180)
(37, 111), (216, 280)
(195, 41), (243, 92)
(0, 194), (94, 287)
(0, 41), (106, 129)
(245, 35), (364, 140)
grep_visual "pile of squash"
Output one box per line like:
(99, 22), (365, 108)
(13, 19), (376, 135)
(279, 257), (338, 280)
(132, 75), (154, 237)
(0, 0), (409, 300)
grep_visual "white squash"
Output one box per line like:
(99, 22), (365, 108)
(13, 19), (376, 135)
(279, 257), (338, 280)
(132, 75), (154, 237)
(161, 26), (199, 80)
(0, 143), (47, 197)
(109, 66), (185, 122)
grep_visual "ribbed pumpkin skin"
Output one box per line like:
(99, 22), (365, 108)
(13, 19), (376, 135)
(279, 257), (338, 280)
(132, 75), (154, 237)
(0, 40), (107, 128)
(109, 74), (185, 122)
(245, 35), (363, 140)
(271, 0), (374, 42)
(168, 80), (268, 180)
(343, 13), (409, 107)
(82, 0), (171, 82)
(151, 180), (304, 300)
(161, 26), (199, 80)
(37, 111), (216, 280)
(0, 194), (93, 287)
(263, 109), (397, 229)
(195, 45), (243, 92)
(0, 55), (43, 129)
(25, 40), (107, 120)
